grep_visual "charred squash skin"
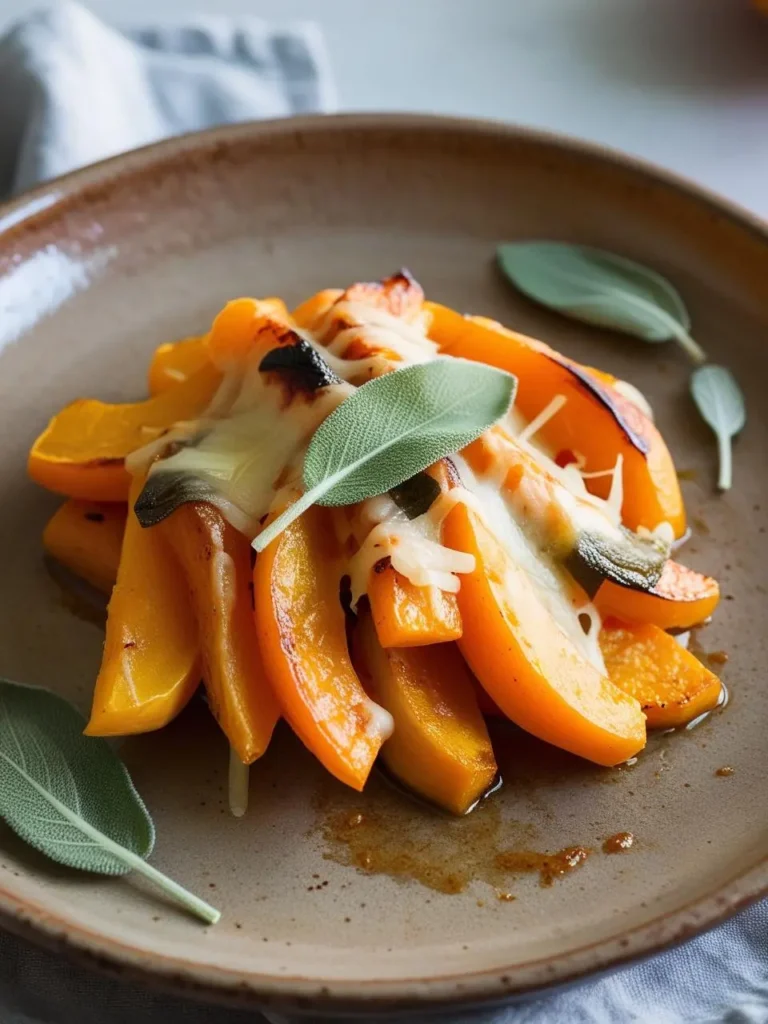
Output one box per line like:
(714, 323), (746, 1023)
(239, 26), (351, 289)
(43, 500), (126, 593)
(427, 303), (685, 537)
(253, 506), (387, 790)
(443, 502), (647, 767)
(160, 503), (279, 764)
(354, 605), (497, 815)
(85, 475), (200, 737)
(600, 620), (722, 728)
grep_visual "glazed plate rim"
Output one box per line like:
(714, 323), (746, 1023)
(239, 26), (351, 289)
(0, 113), (766, 1015)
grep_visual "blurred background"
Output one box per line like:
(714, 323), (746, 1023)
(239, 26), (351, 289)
(1, 0), (768, 215)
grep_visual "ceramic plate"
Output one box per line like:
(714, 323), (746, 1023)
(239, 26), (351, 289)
(0, 115), (766, 1017)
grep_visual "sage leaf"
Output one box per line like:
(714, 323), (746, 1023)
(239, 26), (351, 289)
(389, 473), (441, 520)
(134, 470), (224, 528)
(497, 242), (706, 364)
(690, 365), (745, 491)
(0, 680), (219, 925)
(253, 359), (516, 552)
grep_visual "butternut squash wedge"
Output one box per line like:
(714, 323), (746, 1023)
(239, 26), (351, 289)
(354, 606), (497, 814)
(148, 335), (208, 395)
(600, 620), (722, 728)
(442, 503), (646, 766)
(148, 297), (289, 394)
(43, 499), (126, 593)
(427, 304), (685, 537)
(206, 297), (290, 367)
(253, 505), (388, 790)
(85, 475), (199, 736)
(28, 364), (222, 502)
(351, 462), (463, 648)
(341, 270), (424, 320)
(596, 561), (719, 630)
(368, 565), (462, 647)
(291, 288), (344, 329)
(161, 503), (279, 764)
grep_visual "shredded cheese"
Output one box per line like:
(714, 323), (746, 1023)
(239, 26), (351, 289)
(518, 394), (567, 445)
(346, 493), (475, 606)
(450, 453), (608, 675)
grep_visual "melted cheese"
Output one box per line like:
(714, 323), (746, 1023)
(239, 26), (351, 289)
(450, 453), (607, 674)
(347, 493), (474, 606)
(148, 354), (353, 538)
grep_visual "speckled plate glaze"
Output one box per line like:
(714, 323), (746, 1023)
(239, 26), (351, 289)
(0, 115), (766, 1017)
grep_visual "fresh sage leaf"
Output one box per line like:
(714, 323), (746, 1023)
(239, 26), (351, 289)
(497, 242), (706, 364)
(690, 365), (745, 491)
(134, 470), (224, 528)
(569, 526), (668, 598)
(0, 680), (219, 925)
(253, 359), (516, 552)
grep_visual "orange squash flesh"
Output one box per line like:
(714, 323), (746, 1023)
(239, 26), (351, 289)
(600, 621), (722, 729)
(427, 303), (685, 537)
(161, 503), (279, 764)
(291, 288), (344, 329)
(596, 561), (720, 630)
(43, 499), (126, 593)
(85, 476), (199, 736)
(148, 297), (291, 395)
(442, 503), (646, 766)
(28, 363), (222, 502)
(368, 564), (462, 647)
(341, 271), (424, 321)
(354, 606), (497, 814)
(253, 505), (386, 790)
(148, 336), (209, 395)
(206, 297), (290, 367)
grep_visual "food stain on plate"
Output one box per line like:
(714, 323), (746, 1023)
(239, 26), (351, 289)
(312, 770), (603, 894)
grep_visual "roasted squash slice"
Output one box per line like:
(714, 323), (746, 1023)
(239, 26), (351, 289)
(427, 304), (685, 537)
(161, 502), (279, 763)
(291, 288), (344, 330)
(86, 475), (199, 736)
(368, 565), (462, 648)
(354, 605), (497, 814)
(253, 505), (389, 790)
(28, 364), (222, 502)
(596, 560), (720, 630)
(148, 335), (209, 395)
(43, 499), (126, 593)
(600, 620), (722, 728)
(442, 502), (647, 766)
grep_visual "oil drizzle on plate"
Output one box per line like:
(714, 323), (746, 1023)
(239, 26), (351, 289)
(313, 770), (591, 895)
(602, 831), (635, 854)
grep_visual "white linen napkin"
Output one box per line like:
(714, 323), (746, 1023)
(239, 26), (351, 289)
(0, 0), (335, 196)
(0, 4), (765, 1023)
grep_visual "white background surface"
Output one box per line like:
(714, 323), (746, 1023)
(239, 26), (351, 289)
(1, 0), (768, 216)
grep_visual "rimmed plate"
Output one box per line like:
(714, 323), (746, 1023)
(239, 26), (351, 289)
(0, 114), (766, 1016)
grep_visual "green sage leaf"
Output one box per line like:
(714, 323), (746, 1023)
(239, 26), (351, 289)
(389, 473), (441, 520)
(497, 242), (706, 364)
(569, 526), (668, 598)
(253, 359), (516, 552)
(0, 681), (219, 924)
(690, 365), (746, 491)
